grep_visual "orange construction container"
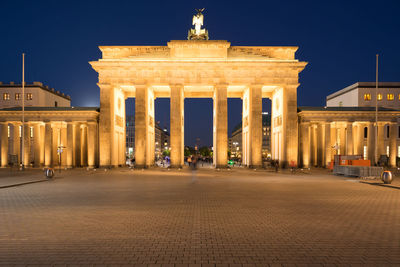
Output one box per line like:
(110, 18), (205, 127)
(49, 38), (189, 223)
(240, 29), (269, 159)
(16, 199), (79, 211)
(351, 159), (371, 166)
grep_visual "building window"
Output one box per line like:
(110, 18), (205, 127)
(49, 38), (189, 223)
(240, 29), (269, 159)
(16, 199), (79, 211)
(398, 94), (400, 101)
(15, 93), (21, 100)
(3, 93), (10, 100)
(26, 93), (33, 100)
(387, 94), (394, 101)
(363, 146), (368, 160)
(398, 146), (400, 158)
(364, 94), (371, 101)
(377, 93), (382, 101)
(387, 146), (390, 157)
(364, 127), (368, 139)
(19, 126), (22, 138)
(55, 101), (58, 107)
(7, 125), (10, 138)
(398, 126), (400, 138)
(30, 127), (33, 138)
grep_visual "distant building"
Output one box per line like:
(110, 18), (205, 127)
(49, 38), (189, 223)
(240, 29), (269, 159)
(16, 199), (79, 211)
(125, 115), (170, 159)
(326, 82), (400, 109)
(126, 115), (135, 158)
(0, 81), (71, 108)
(229, 112), (271, 160)
(155, 123), (170, 160)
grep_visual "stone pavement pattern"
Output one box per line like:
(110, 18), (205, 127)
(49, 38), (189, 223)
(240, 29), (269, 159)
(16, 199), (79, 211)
(0, 168), (399, 266)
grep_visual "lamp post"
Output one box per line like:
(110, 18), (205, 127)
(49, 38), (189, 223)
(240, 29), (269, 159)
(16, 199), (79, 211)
(21, 53), (25, 170)
(375, 54), (379, 166)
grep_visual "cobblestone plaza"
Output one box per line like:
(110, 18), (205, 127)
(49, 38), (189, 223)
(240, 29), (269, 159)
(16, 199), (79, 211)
(0, 169), (399, 266)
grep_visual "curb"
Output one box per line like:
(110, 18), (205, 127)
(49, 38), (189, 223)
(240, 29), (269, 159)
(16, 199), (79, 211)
(0, 179), (48, 189)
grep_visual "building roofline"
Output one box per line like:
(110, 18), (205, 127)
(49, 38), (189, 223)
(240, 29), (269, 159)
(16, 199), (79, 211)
(0, 82), (71, 100)
(326, 82), (400, 101)
(0, 106), (99, 112)
(298, 106), (400, 112)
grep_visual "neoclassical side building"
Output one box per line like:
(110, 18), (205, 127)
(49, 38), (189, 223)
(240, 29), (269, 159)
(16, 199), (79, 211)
(299, 107), (400, 168)
(0, 107), (99, 168)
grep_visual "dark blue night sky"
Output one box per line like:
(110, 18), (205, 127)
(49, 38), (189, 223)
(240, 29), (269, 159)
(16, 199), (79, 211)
(1, 0), (399, 146)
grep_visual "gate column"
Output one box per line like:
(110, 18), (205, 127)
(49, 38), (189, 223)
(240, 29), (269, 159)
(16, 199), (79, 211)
(135, 85), (155, 168)
(170, 85), (184, 168)
(242, 85), (262, 168)
(213, 84), (228, 168)
(282, 84), (299, 167)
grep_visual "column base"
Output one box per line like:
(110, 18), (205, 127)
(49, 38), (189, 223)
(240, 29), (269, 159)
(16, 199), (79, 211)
(215, 164), (228, 169)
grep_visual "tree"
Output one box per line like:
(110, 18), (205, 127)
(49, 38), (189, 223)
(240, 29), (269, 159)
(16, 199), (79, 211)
(199, 146), (211, 157)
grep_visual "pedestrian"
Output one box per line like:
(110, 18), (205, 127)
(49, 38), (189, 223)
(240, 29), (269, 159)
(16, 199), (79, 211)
(188, 156), (192, 167)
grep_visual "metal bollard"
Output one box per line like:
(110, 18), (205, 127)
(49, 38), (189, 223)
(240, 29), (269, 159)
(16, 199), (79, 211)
(45, 168), (54, 179)
(381, 170), (393, 184)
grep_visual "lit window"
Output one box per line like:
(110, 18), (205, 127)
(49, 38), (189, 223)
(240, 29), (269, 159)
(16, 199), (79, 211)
(7, 126), (10, 138)
(387, 94), (394, 101)
(398, 94), (400, 101)
(26, 93), (33, 100)
(15, 93), (21, 100)
(386, 146), (390, 157)
(377, 94), (382, 101)
(3, 93), (10, 100)
(364, 94), (371, 101)
(30, 127), (33, 138)
(19, 126), (22, 138)
(363, 146), (368, 160)
(398, 146), (400, 158)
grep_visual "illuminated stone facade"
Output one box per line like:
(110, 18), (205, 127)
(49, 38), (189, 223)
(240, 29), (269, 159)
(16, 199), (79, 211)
(90, 40), (307, 168)
(0, 107), (99, 168)
(298, 107), (400, 168)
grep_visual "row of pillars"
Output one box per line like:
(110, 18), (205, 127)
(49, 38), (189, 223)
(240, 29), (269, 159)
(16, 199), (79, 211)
(300, 121), (398, 168)
(0, 122), (97, 168)
(99, 84), (271, 168)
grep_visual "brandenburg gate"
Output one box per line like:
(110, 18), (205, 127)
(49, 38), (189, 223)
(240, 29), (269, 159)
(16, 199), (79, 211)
(90, 10), (307, 168)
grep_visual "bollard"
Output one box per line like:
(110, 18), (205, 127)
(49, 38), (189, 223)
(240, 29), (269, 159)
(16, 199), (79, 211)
(45, 168), (54, 179)
(381, 171), (393, 184)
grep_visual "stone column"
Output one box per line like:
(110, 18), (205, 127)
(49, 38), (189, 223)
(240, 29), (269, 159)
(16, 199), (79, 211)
(98, 83), (112, 167)
(324, 122), (331, 167)
(44, 123), (52, 167)
(39, 125), (45, 165)
(52, 126), (59, 166)
(317, 123), (324, 167)
(75, 124), (81, 167)
(339, 126), (346, 155)
(87, 122), (97, 168)
(346, 122), (354, 155)
(170, 85), (184, 168)
(213, 84), (228, 168)
(81, 125), (88, 167)
(300, 122), (310, 168)
(367, 122), (375, 164)
(247, 85), (262, 168)
(33, 124), (42, 167)
(377, 123), (385, 158)
(389, 122), (397, 167)
(23, 124), (31, 167)
(282, 84), (299, 167)
(135, 85), (155, 168)
(12, 124), (21, 165)
(60, 126), (67, 167)
(331, 124), (337, 156)
(66, 123), (75, 168)
(1, 123), (8, 167)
